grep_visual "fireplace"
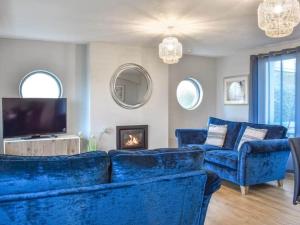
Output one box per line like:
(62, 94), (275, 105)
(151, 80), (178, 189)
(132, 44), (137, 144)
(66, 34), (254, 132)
(116, 125), (148, 150)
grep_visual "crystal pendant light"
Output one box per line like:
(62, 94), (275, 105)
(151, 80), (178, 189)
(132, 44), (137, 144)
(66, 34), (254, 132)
(159, 27), (183, 64)
(258, 0), (300, 38)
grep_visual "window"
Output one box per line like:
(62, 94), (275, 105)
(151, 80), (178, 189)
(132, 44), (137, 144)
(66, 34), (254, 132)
(265, 57), (296, 137)
(20, 70), (63, 98)
(176, 78), (203, 110)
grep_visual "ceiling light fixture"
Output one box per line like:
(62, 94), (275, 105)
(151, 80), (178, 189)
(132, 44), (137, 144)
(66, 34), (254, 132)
(258, 0), (300, 38)
(159, 27), (183, 64)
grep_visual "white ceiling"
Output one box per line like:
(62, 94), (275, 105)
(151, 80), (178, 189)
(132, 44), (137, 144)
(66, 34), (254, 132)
(1, 0), (300, 56)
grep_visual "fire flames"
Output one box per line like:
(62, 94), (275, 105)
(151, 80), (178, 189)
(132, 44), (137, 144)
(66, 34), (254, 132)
(125, 135), (140, 146)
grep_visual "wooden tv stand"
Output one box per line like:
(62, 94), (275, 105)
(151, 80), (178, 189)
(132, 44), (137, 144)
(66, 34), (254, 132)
(3, 135), (81, 156)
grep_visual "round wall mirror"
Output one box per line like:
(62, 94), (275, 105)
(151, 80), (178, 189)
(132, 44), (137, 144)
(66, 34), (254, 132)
(110, 64), (152, 109)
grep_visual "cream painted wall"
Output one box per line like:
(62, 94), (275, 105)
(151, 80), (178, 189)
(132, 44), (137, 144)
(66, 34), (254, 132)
(216, 39), (300, 122)
(88, 42), (169, 150)
(169, 55), (217, 147)
(0, 38), (88, 153)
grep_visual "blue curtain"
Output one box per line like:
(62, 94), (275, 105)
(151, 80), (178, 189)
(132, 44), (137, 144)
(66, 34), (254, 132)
(249, 55), (259, 123)
(249, 47), (300, 133)
(249, 55), (267, 123)
(296, 48), (300, 136)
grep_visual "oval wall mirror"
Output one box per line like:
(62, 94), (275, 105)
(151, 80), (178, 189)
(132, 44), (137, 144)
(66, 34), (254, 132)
(110, 63), (152, 109)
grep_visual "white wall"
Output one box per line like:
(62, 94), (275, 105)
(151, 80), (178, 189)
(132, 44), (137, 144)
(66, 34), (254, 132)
(216, 39), (300, 121)
(0, 38), (88, 153)
(169, 55), (217, 147)
(88, 42), (169, 150)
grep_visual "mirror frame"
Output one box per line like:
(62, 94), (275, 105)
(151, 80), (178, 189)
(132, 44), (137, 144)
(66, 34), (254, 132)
(110, 63), (153, 109)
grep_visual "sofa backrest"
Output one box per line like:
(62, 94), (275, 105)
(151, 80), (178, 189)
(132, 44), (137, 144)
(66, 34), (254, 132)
(233, 122), (288, 149)
(0, 171), (208, 225)
(208, 117), (242, 149)
(0, 151), (110, 195)
(109, 148), (205, 183)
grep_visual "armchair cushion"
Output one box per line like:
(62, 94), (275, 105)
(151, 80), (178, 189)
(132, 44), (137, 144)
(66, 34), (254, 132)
(205, 150), (238, 170)
(208, 117), (242, 149)
(204, 161), (238, 184)
(109, 148), (205, 183)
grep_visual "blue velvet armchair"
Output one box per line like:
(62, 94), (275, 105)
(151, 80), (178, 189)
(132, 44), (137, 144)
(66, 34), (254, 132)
(0, 149), (220, 225)
(176, 117), (291, 195)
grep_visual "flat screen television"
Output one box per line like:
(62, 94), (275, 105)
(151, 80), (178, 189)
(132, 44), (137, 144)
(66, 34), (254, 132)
(2, 98), (67, 138)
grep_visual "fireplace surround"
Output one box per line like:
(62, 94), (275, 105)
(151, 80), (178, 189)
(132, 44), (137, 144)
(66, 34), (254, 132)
(116, 125), (148, 150)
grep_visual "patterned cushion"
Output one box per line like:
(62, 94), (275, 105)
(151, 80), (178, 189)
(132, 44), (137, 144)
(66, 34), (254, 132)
(233, 123), (287, 149)
(205, 124), (228, 147)
(208, 117), (242, 149)
(237, 126), (267, 150)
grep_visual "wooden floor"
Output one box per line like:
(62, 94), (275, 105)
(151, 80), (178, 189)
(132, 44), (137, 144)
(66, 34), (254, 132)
(206, 174), (300, 225)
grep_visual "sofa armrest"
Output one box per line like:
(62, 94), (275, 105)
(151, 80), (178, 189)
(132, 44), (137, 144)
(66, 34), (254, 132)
(238, 139), (290, 186)
(204, 171), (221, 195)
(200, 171), (221, 225)
(239, 139), (290, 155)
(175, 129), (207, 147)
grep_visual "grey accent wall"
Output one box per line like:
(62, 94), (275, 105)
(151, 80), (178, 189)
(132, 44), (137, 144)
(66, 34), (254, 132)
(0, 38), (88, 153)
(168, 55), (217, 147)
(216, 53), (250, 122)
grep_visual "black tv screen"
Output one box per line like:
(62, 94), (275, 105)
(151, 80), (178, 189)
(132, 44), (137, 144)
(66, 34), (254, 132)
(2, 98), (67, 138)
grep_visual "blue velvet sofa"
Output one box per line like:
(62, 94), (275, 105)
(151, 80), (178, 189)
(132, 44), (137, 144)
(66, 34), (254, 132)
(0, 148), (220, 225)
(176, 117), (291, 195)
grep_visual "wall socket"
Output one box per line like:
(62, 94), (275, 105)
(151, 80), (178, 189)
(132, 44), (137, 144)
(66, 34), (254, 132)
(103, 127), (113, 134)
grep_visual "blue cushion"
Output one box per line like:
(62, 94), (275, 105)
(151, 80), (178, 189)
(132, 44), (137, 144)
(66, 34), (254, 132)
(204, 161), (238, 184)
(234, 123), (288, 149)
(208, 117), (242, 149)
(204, 150), (238, 170)
(0, 151), (110, 195)
(186, 144), (226, 151)
(109, 148), (205, 183)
